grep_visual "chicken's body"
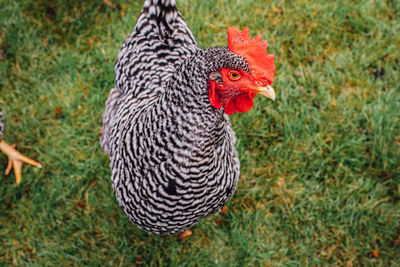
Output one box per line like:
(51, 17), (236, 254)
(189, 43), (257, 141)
(101, 0), (275, 235)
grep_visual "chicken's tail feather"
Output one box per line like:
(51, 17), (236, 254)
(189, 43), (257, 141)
(136, 0), (179, 38)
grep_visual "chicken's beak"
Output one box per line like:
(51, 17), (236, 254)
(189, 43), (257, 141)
(257, 85), (276, 101)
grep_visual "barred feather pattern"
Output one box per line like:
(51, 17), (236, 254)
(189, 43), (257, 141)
(114, 0), (199, 97)
(101, 0), (252, 235)
(101, 0), (198, 154)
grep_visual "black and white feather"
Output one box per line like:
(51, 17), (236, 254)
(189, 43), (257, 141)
(101, 0), (251, 235)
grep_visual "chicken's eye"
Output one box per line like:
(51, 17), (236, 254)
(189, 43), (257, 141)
(228, 71), (241, 81)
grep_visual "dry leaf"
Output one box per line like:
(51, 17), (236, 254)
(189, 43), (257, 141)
(103, 0), (116, 8)
(214, 218), (222, 225)
(220, 206), (228, 215)
(75, 200), (85, 208)
(88, 38), (94, 44)
(178, 230), (192, 240)
(372, 249), (379, 258)
(54, 106), (64, 119)
(273, 7), (283, 14)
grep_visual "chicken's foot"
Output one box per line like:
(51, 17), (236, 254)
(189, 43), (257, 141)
(0, 140), (42, 184)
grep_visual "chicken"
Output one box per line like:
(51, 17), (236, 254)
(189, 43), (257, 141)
(0, 108), (42, 184)
(100, 0), (275, 235)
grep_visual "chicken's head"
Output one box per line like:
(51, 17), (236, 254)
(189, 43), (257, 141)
(208, 27), (276, 115)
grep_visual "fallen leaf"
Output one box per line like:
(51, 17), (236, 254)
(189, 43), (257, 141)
(75, 201), (85, 208)
(88, 38), (94, 44)
(178, 230), (192, 240)
(273, 7), (283, 14)
(220, 206), (228, 215)
(54, 106), (64, 119)
(214, 218), (222, 226)
(90, 180), (98, 187)
(103, 0), (116, 8)
(372, 249), (379, 258)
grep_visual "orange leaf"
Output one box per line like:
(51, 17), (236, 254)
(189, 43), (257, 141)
(220, 206), (228, 215)
(54, 106), (64, 119)
(103, 0), (116, 8)
(178, 230), (192, 240)
(273, 7), (283, 14)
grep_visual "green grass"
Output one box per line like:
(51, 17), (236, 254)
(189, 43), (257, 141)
(0, 0), (399, 265)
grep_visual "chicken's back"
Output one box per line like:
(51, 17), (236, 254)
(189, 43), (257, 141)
(101, 0), (199, 154)
(115, 0), (199, 96)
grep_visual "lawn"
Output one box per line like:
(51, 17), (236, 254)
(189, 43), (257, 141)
(0, 0), (399, 266)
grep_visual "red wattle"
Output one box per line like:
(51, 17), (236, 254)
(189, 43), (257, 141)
(224, 92), (255, 115)
(209, 80), (256, 115)
(208, 80), (223, 109)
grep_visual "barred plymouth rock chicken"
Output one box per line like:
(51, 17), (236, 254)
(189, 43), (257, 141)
(101, 0), (276, 235)
(0, 108), (42, 184)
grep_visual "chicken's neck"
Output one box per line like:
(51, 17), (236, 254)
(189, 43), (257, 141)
(160, 48), (236, 126)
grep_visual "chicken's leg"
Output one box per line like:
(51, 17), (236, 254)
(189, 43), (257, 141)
(0, 140), (42, 184)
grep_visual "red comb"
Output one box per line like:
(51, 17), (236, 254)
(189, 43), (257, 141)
(227, 27), (275, 84)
